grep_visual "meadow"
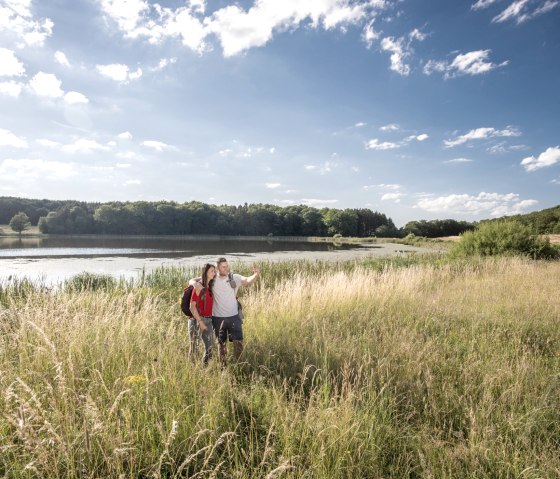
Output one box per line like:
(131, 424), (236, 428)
(1, 254), (559, 478)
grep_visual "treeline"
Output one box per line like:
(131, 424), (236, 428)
(401, 219), (475, 237)
(484, 205), (560, 234)
(0, 196), (479, 238)
(41, 203), (396, 236)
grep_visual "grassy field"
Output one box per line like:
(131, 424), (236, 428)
(1, 255), (559, 478)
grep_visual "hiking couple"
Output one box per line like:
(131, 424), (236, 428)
(187, 257), (260, 367)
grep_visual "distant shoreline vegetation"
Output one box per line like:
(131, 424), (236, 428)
(1, 197), (558, 238)
(0, 196), (476, 238)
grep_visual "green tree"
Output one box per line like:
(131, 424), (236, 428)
(9, 211), (31, 235)
(322, 209), (359, 237)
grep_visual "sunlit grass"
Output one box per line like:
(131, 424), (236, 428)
(1, 256), (559, 478)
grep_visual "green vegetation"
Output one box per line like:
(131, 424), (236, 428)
(8, 211), (31, 235)
(1, 197), (396, 237)
(450, 220), (559, 259)
(401, 218), (474, 237)
(1, 254), (559, 478)
(487, 204), (560, 234)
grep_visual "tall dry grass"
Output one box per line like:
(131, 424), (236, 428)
(1, 256), (559, 478)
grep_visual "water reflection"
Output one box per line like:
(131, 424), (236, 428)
(0, 236), (365, 259)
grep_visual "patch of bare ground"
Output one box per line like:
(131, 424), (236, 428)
(436, 236), (461, 242)
(546, 234), (560, 244)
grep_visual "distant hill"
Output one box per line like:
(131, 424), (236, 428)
(482, 205), (560, 234)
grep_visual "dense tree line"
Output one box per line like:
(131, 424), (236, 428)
(486, 205), (560, 234)
(5, 196), (556, 237)
(0, 197), (96, 225)
(1, 197), (395, 237)
(401, 219), (475, 238)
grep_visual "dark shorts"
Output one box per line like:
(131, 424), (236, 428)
(213, 315), (243, 344)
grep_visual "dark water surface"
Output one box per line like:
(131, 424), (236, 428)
(0, 236), (358, 259)
(0, 236), (408, 284)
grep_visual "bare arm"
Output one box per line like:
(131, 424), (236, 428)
(190, 301), (207, 332)
(241, 265), (260, 287)
(188, 277), (203, 294)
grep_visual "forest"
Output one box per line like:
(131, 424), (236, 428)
(2, 196), (558, 237)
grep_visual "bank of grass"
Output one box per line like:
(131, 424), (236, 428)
(1, 256), (559, 478)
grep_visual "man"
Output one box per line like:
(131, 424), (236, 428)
(190, 257), (259, 367)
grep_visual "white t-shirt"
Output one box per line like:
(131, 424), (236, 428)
(212, 273), (245, 317)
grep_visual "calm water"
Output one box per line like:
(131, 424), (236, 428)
(0, 236), (417, 284)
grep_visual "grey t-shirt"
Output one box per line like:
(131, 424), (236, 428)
(212, 273), (244, 317)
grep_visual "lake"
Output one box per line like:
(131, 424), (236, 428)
(0, 235), (428, 284)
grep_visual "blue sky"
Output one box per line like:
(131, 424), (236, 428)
(0, 0), (559, 226)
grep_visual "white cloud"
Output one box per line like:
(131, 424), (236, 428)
(355, 122), (367, 127)
(0, 80), (23, 97)
(150, 57), (177, 71)
(472, 0), (558, 23)
(98, 0), (389, 57)
(361, 19), (379, 48)
(444, 158), (473, 164)
(29, 72), (64, 98)
(266, 183), (281, 189)
(61, 139), (110, 154)
(118, 131), (133, 140)
(64, 91), (89, 104)
(96, 63), (142, 82)
(0, 48), (25, 76)
(303, 161), (336, 174)
(98, 0), (149, 32)
(300, 198), (339, 207)
(124, 179), (142, 186)
(366, 138), (400, 150)
(444, 126), (521, 148)
(381, 192), (403, 202)
(492, 0), (530, 23)
(54, 50), (70, 67)
(380, 36), (410, 75)
(471, 0), (501, 10)
(378, 183), (402, 191)
(142, 140), (172, 151)
(0, 0), (53, 46)
(415, 191), (538, 216)
(0, 158), (75, 180)
(403, 133), (429, 143)
(380, 123), (399, 132)
(521, 146), (560, 171)
(116, 162), (131, 168)
(0, 128), (28, 148)
(36, 139), (60, 147)
(409, 28), (427, 41)
(424, 50), (508, 78)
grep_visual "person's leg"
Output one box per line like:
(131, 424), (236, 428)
(212, 316), (223, 338)
(200, 317), (214, 365)
(217, 317), (231, 369)
(231, 315), (244, 361)
(188, 318), (198, 361)
(233, 340), (243, 360)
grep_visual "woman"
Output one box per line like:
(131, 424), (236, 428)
(189, 263), (216, 365)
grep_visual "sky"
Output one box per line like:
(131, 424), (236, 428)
(0, 0), (559, 227)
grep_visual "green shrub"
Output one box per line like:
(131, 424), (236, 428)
(450, 220), (558, 259)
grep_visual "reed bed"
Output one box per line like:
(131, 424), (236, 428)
(0, 256), (559, 478)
